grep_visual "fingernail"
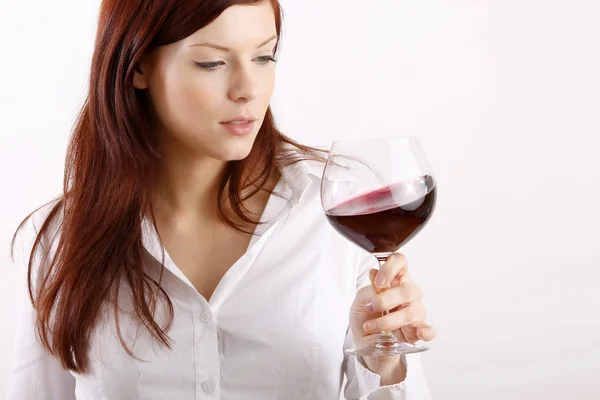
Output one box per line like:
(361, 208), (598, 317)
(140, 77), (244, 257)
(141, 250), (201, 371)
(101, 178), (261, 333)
(375, 274), (386, 288)
(364, 301), (374, 312)
(418, 329), (424, 338)
(364, 321), (377, 332)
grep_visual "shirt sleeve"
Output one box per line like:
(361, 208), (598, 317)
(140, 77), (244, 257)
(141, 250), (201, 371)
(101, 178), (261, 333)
(342, 250), (432, 400)
(6, 209), (76, 400)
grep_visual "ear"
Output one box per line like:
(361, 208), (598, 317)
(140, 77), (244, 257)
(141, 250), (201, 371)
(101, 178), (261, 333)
(133, 55), (151, 90)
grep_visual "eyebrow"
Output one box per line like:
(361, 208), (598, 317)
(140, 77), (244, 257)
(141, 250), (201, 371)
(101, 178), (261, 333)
(189, 35), (278, 51)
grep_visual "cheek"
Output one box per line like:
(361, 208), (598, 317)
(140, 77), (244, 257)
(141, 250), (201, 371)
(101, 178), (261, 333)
(255, 71), (276, 113)
(150, 68), (220, 132)
(262, 71), (276, 99)
(179, 81), (219, 121)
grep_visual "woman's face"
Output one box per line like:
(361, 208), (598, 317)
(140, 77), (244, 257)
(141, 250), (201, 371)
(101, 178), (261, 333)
(134, 3), (277, 162)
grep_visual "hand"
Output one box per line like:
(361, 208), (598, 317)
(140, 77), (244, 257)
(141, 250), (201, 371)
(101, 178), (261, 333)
(349, 253), (436, 381)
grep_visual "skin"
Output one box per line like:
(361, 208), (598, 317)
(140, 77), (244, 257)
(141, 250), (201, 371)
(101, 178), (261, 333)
(133, 3), (279, 219)
(132, 2), (435, 386)
(350, 253), (437, 385)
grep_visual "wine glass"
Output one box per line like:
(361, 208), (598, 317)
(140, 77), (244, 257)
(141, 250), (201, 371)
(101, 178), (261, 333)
(321, 137), (437, 357)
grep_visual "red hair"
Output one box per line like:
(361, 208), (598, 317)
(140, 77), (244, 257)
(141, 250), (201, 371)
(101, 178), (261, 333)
(13, 0), (324, 374)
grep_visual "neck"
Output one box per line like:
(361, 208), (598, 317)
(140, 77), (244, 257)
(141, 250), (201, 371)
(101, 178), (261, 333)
(150, 140), (280, 228)
(152, 150), (227, 223)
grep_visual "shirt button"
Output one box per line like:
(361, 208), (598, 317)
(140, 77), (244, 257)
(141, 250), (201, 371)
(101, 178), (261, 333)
(200, 312), (211, 323)
(202, 381), (215, 394)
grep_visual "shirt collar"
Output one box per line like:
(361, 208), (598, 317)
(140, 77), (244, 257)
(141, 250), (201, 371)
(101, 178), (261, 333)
(276, 142), (325, 205)
(141, 149), (324, 283)
(277, 158), (322, 206)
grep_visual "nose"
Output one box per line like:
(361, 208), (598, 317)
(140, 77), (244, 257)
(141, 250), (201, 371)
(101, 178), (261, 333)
(228, 62), (257, 103)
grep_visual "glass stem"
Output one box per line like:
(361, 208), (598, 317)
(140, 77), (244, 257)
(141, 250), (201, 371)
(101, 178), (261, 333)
(377, 257), (394, 337)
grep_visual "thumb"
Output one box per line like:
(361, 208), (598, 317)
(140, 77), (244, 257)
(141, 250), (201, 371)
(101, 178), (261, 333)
(369, 269), (401, 293)
(353, 269), (390, 308)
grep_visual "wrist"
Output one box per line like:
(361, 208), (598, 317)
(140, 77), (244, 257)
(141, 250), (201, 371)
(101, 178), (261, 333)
(351, 334), (407, 385)
(359, 353), (407, 386)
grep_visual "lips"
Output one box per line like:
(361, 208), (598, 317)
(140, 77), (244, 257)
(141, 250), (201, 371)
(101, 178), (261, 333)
(220, 120), (256, 136)
(221, 115), (257, 123)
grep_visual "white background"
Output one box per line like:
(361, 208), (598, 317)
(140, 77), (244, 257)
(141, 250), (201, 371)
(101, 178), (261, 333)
(1, 1), (599, 399)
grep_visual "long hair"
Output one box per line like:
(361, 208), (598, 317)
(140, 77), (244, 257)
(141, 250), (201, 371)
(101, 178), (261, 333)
(12, 0), (325, 374)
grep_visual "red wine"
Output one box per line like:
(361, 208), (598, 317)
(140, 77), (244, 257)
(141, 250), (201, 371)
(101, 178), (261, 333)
(325, 175), (436, 257)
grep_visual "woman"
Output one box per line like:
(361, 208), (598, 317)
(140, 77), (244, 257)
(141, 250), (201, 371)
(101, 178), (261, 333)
(8, 0), (436, 399)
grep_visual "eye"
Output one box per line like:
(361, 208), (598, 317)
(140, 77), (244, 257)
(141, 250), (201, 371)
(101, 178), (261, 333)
(255, 56), (277, 65)
(195, 61), (225, 70)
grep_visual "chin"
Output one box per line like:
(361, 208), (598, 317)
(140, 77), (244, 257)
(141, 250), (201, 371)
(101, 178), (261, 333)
(211, 138), (256, 162)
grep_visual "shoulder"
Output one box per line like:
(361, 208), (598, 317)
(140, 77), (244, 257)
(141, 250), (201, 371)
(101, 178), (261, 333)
(278, 141), (329, 180)
(278, 140), (330, 160)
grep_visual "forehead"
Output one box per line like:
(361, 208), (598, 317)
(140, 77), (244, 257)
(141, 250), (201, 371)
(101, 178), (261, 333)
(183, 3), (277, 49)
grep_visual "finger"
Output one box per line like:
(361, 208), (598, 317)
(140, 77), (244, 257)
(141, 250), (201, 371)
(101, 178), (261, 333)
(417, 326), (437, 342)
(374, 253), (408, 289)
(357, 332), (381, 347)
(388, 270), (411, 288)
(369, 269), (384, 294)
(389, 272), (410, 289)
(362, 304), (427, 334)
(355, 278), (378, 302)
(365, 283), (423, 313)
(369, 268), (409, 296)
(398, 269), (412, 285)
(401, 323), (436, 343)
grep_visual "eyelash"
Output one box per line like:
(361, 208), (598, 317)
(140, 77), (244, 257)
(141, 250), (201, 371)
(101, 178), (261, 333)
(195, 56), (277, 71)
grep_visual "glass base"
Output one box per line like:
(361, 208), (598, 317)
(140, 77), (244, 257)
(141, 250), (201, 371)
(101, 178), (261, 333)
(345, 333), (429, 357)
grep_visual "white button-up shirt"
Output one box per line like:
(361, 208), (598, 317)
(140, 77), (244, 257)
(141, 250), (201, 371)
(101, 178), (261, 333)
(8, 156), (432, 400)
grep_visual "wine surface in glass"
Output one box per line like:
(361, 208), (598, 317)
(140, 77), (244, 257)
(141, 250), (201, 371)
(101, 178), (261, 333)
(325, 175), (436, 256)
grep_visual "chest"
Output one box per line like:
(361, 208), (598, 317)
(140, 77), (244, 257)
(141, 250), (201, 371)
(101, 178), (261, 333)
(78, 207), (364, 399)
(162, 224), (254, 301)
